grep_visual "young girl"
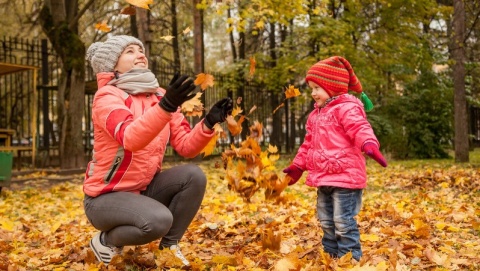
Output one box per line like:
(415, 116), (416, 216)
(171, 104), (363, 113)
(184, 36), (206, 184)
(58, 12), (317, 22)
(83, 35), (232, 266)
(283, 56), (387, 261)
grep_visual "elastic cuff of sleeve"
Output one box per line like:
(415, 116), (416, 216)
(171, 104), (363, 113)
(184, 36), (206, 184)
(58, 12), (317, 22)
(159, 98), (177, 112)
(204, 118), (214, 130)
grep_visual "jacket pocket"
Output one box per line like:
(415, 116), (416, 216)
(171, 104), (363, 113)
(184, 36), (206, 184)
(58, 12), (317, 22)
(317, 149), (352, 174)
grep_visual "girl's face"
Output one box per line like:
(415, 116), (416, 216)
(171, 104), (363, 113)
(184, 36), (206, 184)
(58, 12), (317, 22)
(309, 81), (330, 106)
(114, 44), (148, 74)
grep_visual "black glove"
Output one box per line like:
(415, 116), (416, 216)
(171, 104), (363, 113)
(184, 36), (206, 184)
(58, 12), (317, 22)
(159, 74), (197, 112)
(204, 98), (233, 129)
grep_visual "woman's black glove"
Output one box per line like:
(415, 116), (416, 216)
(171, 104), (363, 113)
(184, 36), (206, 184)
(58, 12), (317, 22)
(204, 98), (233, 129)
(159, 74), (197, 112)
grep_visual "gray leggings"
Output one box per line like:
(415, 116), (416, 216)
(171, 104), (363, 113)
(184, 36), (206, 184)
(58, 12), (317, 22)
(83, 164), (206, 247)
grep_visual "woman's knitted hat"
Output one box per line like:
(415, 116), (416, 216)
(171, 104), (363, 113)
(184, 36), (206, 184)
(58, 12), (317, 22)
(306, 56), (373, 111)
(86, 35), (145, 74)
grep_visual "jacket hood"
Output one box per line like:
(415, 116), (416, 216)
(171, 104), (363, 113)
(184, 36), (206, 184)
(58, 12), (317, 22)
(96, 72), (116, 88)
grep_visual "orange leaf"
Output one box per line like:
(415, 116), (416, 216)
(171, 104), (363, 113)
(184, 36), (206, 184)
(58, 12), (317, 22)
(247, 105), (257, 115)
(226, 115), (244, 136)
(285, 84), (301, 99)
(94, 21), (111, 32)
(126, 0), (153, 9)
(120, 5), (136, 15)
(249, 56), (256, 77)
(194, 73), (215, 90)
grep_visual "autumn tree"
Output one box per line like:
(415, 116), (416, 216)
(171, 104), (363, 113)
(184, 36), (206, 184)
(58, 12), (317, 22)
(39, 0), (95, 169)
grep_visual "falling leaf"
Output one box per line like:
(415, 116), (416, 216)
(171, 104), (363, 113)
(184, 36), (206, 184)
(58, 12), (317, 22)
(226, 115), (244, 136)
(268, 145), (278, 153)
(249, 56), (256, 77)
(126, 0), (153, 9)
(231, 106), (243, 117)
(284, 85), (300, 99)
(160, 35), (175, 41)
(120, 5), (136, 15)
(182, 27), (191, 34)
(247, 105), (257, 115)
(194, 73), (215, 90)
(201, 133), (219, 157)
(273, 103), (285, 114)
(94, 21), (111, 32)
(249, 121), (263, 141)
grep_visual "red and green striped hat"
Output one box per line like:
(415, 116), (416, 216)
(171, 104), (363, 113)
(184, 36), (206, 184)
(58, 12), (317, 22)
(305, 56), (373, 111)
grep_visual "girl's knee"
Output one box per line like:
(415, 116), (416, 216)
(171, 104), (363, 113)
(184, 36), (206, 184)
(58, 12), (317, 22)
(184, 164), (207, 187)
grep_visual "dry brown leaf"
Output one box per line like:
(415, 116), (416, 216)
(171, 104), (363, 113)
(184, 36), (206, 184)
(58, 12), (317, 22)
(273, 103), (285, 114)
(120, 5), (136, 15)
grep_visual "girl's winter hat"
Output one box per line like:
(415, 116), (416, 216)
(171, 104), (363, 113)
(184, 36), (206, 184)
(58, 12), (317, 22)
(86, 35), (145, 74)
(306, 56), (373, 111)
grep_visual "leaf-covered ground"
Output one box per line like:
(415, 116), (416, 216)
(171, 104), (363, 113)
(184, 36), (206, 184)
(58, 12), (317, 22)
(1, 152), (479, 271)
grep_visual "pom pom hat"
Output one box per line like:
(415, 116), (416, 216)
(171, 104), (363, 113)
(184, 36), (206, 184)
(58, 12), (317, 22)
(306, 56), (373, 111)
(86, 35), (145, 74)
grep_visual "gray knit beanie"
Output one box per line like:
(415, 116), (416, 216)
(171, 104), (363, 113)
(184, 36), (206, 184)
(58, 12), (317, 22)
(86, 35), (145, 74)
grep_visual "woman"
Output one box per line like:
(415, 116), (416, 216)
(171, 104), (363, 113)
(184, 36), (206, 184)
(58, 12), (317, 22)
(83, 35), (232, 266)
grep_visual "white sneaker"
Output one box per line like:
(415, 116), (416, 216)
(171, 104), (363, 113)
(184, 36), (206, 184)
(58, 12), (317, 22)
(167, 244), (190, 266)
(90, 232), (123, 264)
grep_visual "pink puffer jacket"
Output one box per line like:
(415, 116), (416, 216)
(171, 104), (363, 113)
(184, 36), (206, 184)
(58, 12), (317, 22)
(292, 94), (380, 189)
(83, 72), (214, 197)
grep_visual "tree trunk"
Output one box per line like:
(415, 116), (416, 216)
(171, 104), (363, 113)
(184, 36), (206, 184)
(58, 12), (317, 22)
(40, 0), (88, 169)
(136, 8), (151, 58)
(171, 0), (181, 70)
(193, 0), (204, 73)
(451, 0), (469, 162)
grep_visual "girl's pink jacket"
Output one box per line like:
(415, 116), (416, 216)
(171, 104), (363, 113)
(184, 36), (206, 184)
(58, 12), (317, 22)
(292, 94), (380, 189)
(83, 72), (214, 197)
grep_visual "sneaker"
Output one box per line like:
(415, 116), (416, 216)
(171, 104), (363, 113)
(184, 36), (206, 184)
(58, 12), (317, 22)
(163, 244), (190, 266)
(90, 232), (123, 264)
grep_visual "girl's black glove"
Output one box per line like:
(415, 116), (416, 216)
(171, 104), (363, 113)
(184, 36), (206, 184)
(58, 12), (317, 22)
(159, 74), (197, 112)
(204, 98), (233, 129)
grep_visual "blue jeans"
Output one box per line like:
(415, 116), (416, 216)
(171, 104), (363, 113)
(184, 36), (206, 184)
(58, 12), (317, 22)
(316, 186), (363, 261)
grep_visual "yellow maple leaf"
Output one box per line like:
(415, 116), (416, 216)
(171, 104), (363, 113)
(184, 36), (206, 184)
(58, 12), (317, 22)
(194, 73), (215, 90)
(268, 144), (278, 153)
(201, 133), (218, 157)
(226, 115), (243, 136)
(94, 21), (111, 32)
(181, 92), (203, 117)
(126, 0), (153, 9)
(285, 84), (300, 99)
(249, 56), (256, 77)
(231, 106), (243, 117)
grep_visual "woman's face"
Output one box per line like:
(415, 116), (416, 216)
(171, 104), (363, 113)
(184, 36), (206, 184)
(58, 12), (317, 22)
(309, 81), (330, 106)
(114, 44), (148, 74)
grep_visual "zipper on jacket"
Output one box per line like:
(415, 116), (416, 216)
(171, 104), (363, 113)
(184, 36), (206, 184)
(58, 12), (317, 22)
(105, 156), (121, 184)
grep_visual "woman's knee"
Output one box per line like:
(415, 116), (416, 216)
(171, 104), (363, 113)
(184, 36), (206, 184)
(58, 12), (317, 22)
(184, 164), (207, 188)
(146, 211), (174, 238)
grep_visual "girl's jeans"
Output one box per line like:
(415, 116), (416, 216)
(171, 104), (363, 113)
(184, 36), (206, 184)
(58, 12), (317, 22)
(83, 164), (206, 248)
(316, 186), (363, 261)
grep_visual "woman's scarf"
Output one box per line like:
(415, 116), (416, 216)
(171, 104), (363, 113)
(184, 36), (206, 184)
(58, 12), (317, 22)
(107, 68), (159, 94)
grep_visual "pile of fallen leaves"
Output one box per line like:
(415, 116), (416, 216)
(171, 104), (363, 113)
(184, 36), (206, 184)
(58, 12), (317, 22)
(1, 153), (479, 270)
